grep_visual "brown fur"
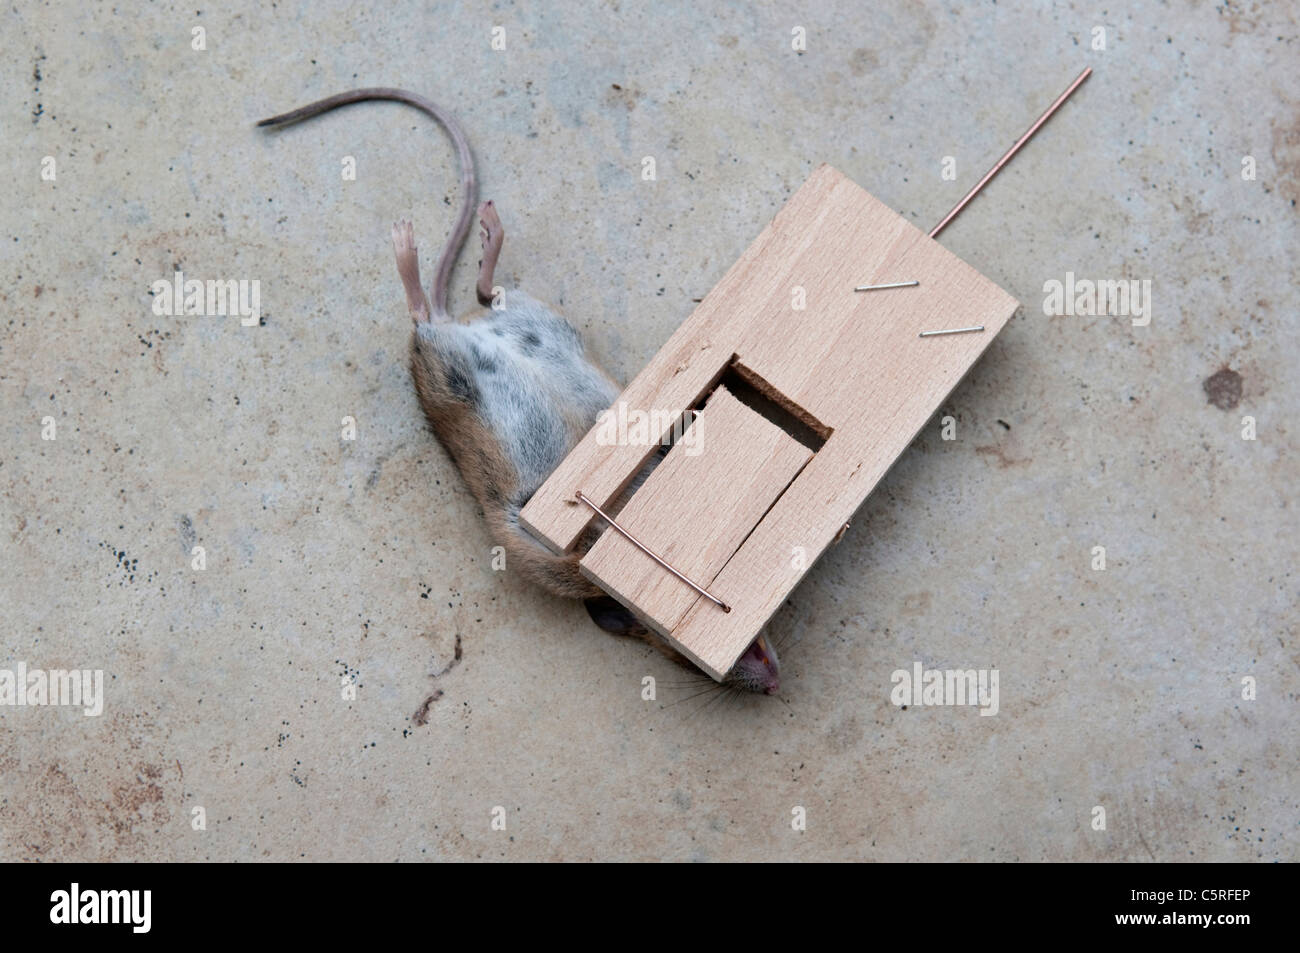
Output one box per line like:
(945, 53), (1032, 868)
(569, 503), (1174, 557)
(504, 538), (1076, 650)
(409, 333), (604, 601)
(411, 329), (694, 672)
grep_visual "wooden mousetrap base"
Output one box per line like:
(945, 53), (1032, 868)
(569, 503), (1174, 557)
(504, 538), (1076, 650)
(521, 163), (1019, 679)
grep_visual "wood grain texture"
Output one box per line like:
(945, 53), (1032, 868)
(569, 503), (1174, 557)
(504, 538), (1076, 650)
(579, 385), (813, 638)
(520, 163), (1020, 679)
(518, 164), (847, 555)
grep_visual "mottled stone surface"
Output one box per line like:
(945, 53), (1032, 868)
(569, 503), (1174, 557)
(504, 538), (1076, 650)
(1, 1), (1294, 861)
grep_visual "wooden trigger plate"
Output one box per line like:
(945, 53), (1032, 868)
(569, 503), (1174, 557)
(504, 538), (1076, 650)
(580, 384), (813, 642)
(519, 164), (1020, 679)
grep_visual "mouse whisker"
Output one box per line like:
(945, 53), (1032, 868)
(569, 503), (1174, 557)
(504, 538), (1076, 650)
(694, 685), (735, 718)
(665, 679), (732, 717)
(657, 676), (714, 689)
(662, 684), (722, 708)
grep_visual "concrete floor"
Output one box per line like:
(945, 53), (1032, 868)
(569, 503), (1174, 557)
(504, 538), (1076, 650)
(2, 1), (1295, 861)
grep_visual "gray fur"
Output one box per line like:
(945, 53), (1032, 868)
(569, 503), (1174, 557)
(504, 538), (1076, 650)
(415, 291), (619, 496)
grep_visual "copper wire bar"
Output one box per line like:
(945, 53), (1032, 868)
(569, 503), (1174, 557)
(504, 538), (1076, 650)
(574, 490), (731, 612)
(929, 67), (1092, 240)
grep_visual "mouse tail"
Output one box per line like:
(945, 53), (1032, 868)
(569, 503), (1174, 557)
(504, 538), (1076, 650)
(257, 87), (477, 319)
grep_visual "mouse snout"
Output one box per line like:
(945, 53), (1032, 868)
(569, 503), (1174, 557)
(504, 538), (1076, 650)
(729, 634), (781, 695)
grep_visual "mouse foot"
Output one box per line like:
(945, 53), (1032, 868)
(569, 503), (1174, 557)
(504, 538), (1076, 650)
(392, 219), (433, 323)
(476, 201), (505, 307)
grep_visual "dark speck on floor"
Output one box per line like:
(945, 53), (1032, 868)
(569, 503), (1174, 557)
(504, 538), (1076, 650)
(1203, 367), (1243, 410)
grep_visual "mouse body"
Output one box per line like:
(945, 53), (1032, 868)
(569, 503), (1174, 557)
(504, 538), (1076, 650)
(258, 88), (780, 694)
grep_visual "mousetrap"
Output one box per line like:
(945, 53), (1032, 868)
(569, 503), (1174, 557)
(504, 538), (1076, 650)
(521, 70), (1090, 679)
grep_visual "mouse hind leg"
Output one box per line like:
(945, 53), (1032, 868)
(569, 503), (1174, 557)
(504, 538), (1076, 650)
(392, 220), (435, 323)
(475, 201), (504, 307)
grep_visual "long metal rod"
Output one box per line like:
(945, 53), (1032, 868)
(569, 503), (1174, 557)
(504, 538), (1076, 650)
(574, 490), (731, 613)
(855, 280), (919, 292)
(929, 67), (1092, 239)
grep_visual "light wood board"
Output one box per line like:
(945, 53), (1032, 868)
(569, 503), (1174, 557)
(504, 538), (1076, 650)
(520, 163), (1019, 678)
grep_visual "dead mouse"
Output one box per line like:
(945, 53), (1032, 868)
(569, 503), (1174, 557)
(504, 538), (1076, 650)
(257, 87), (780, 694)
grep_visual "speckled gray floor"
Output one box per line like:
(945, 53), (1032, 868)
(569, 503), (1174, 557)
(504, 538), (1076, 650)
(2, 1), (1295, 861)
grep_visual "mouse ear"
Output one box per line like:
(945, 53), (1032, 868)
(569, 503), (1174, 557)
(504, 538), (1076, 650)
(584, 596), (648, 636)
